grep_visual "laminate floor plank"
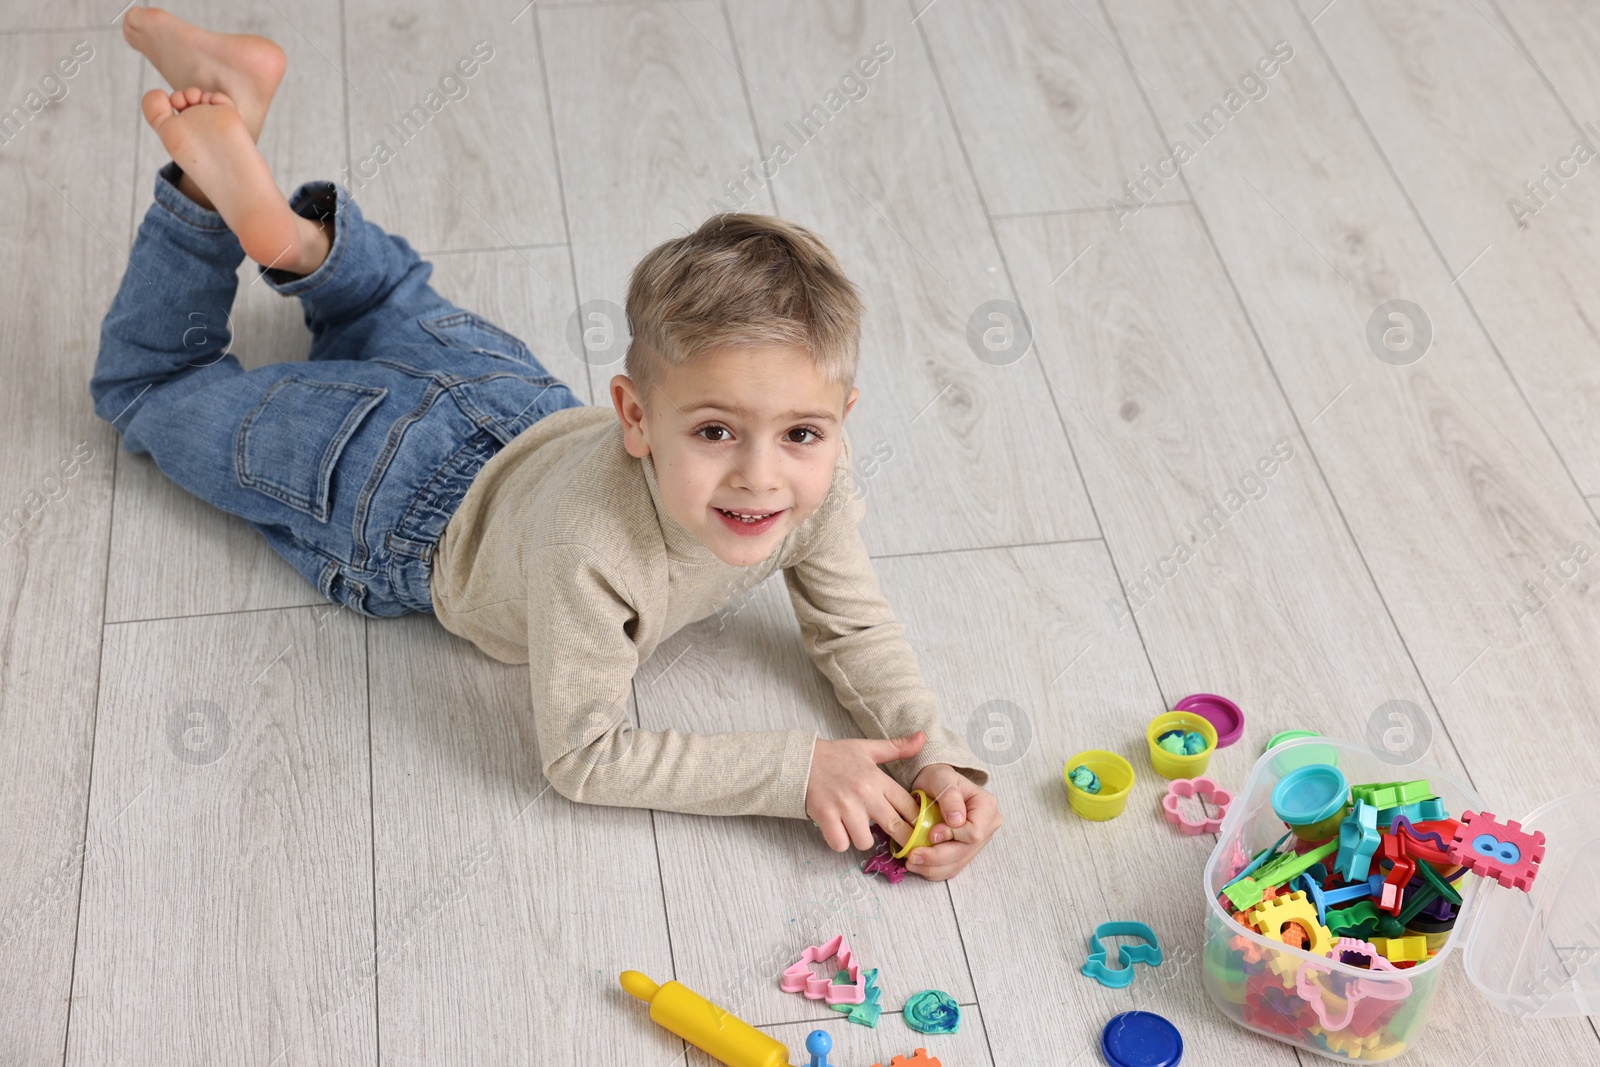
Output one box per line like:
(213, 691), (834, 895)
(0, 28), (137, 1067)
(67, 608), (376, 1067)
(366, 615), (671, 1063)
(1306, 0), (1600, 496)
(724, 0), (1100, 556)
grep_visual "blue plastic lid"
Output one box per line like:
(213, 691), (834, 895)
(1101, 1010), (1183, 1067)
(1271, 763), (1348, 825)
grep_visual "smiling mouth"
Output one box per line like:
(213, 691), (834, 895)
(715, 507), (784, 524)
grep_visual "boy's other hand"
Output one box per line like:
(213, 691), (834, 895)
(902, 764), (1001, 881)
(805, 732), (926, 852)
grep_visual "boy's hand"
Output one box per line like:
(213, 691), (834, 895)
(806, 732), (927, 852)
(903, 763), (1001, 881)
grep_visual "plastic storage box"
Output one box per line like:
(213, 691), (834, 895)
(1202, 737), (1599, 1061)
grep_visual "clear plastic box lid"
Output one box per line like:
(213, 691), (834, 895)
(1460, 787), (1600, 1019)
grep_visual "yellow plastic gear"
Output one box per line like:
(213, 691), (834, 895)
(1243, 890), (1335, 958)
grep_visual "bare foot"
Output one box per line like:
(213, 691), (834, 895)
(143, 89), (329, 276)
(123, 6), (286, 144)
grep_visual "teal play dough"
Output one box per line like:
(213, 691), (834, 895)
(1158, 729), (1208, 756)
(830, 967), (882, 1027)
(903, 989), (960, 1034)
(1069, 765), (1102, 794)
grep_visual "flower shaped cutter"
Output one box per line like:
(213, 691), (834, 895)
(1162, 776), (1232, 834)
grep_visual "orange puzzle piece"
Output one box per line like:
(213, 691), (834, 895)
(871, 1050), (941, 1067)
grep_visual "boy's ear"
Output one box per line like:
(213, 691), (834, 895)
(843, 386), (859, 419)
(610, 374), (651, 458)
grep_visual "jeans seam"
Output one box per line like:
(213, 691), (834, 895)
(350, 381), (446, 570)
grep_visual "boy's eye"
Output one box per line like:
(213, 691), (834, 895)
(787, 426), (822, 444)
(697, 425), (731, 442)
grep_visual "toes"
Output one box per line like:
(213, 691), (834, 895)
(207, 90), (236, 109)
(141, 88), (175, 130)
(183, 86), (203, 106)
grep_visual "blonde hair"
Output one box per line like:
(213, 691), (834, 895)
(623, 213), (864, 406)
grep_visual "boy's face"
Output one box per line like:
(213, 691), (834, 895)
(611, 345), (859, 567)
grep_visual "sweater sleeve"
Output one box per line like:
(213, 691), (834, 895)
(529, 541), (818, 819)
(781, 479), (991, 793)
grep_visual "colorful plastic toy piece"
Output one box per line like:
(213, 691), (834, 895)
(1221, 830), (1293, 890)
(1325, 900), (1382, 939)
(1388, 814), (1456, 866)
(1081, 921), (1164, 988)
(1314, 1025), (1385, 1058)
(1374, 834), (1416, 915)
(1162, 776), (1232, 834)
(902, 990), (960, 1034)
(781, 935), (865, 1005)
(1293, 944), (1409, 1031)
(1251, 838), (1338, 891)
(1174, 692), (1244, 747)
(1293, 872), (1333, 926)
(829, 967), (881, 1027)
(1368, 935), (1428, 964)
(1448, 811), (1546, 891)
(1411, 854), (1463, 906)
(892, 789), (944, 859)
(1335, 799), (1380, 882)
(1244, 970), (1313, 1035)
(1351, 779), (1432, 810)
(806, 1030), (833, 1067)
(1376, 796), (1446, 827)
(621, 970), (791, 1067)
(869, 1051), (940, 1067)
(1101, 1010), (1184, 1067)
(1243, 890), (1334, 957)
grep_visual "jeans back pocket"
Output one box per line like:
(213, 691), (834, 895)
(235, 375), (387, 522)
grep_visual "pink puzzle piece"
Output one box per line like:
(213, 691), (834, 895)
(1448, 811), (1545, 892)
(781, 934), (866, 1005)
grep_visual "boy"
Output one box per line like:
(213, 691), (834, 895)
(94, 9), (1000, 880)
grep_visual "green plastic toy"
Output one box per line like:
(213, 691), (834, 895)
(1350, 779), (1431, 810)
(1221, 839), (1338, 910)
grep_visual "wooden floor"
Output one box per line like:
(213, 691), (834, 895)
(2, 0), (1598, 1063)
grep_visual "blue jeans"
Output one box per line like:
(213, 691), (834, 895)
(90, 162), (585, 617)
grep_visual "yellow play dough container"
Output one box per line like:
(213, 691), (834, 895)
(1063, 750), (1134, 820)
(893, 788), (944, 858)
(1147, 711), (1218, 779)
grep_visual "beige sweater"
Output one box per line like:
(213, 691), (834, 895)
(428, 404), (989, 819)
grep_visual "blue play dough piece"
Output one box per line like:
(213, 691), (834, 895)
(1102, 1010), (1183, 1067)
(1182, 731), (1207, 755)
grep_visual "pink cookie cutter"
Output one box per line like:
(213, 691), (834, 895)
(780, 934), (866, 1005)
(1161, 776), (1232, 834)
(1293, 937), (1412, 1030)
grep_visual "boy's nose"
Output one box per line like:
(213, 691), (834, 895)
(731, 442), (784, 493)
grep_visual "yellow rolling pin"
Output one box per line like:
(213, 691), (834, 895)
(619, 970), (792, 1067)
